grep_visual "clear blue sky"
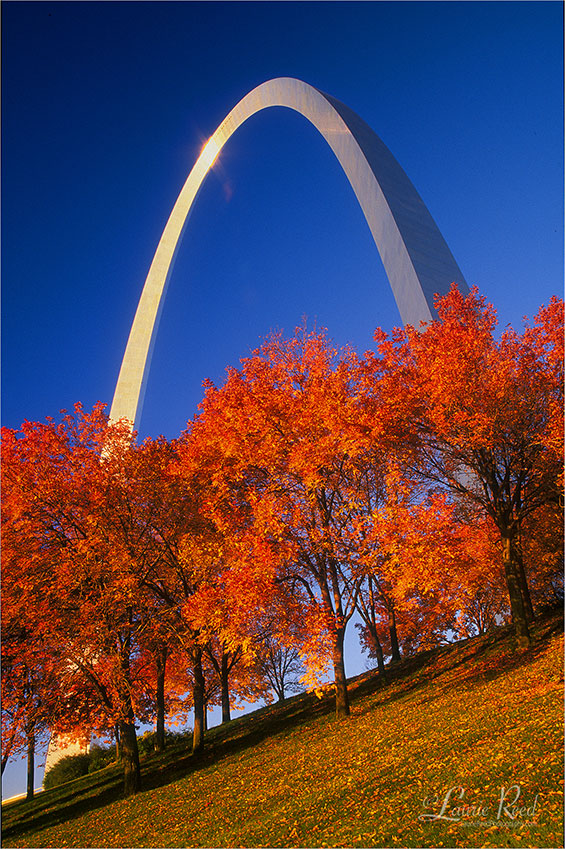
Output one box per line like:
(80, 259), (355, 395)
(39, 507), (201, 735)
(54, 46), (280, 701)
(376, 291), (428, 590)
(2, 0), (562, 797)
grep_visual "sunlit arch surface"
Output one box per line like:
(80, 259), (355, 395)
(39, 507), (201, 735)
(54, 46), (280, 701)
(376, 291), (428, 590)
(110, 77), (468, 430)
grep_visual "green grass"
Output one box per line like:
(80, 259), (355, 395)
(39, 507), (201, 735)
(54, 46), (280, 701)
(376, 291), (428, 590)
(2, 613), (563, 848)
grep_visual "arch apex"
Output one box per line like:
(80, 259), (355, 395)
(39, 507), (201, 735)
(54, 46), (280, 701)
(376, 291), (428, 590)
(110, 77), (467, 430)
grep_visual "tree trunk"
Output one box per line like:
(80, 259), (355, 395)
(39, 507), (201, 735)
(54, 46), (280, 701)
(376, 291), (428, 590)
(117, 611), (141, 795)
(1, 734), (14, 776)
(114, 724), (121, 762)
(515, 547), (535, 622)
(191, 647), (205, 755)
(515, 491), (534, 623)
(221, 651), (231, 723)
(502, 531), (531, 646)
(368, 623), (387, 681)
(154, 646), (167, 752)
(26, 729), (35, 801)
(389, 606), (401, 663)
(332, 627), (350, 718)
(119, 719), (141, 797)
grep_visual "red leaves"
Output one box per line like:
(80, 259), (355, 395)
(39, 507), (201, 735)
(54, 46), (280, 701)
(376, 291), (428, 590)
(2, 288), (562, 768)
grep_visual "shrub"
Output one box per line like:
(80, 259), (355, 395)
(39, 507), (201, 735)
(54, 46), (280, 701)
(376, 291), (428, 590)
(43, 752), (91, 789)
(88, 743), (115, 773)
(136, 729), (187, 755)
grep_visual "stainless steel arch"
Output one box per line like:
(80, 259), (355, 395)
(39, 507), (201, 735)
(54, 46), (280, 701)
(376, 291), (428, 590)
(110, 77), (468, 429)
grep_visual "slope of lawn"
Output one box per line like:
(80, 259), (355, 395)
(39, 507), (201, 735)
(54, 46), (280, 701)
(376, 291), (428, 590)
(2, 612), (563, 849)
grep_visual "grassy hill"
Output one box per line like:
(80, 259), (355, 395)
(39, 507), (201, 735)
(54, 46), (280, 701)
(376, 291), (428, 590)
(2, 613), (563, 849)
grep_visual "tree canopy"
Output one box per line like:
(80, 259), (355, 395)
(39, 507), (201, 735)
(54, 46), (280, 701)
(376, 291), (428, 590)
(2, 287), (562, 795)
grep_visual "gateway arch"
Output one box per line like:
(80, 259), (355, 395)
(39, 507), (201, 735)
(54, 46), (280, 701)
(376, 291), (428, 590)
(110, 77), (468, 430)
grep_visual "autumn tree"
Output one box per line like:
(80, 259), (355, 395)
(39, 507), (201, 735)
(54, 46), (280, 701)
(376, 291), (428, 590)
(0, 617), (55, 797)
(353, 475), (463, 670)
(259, 637), (305, 702)
(203, 637), (273, 723)
(1, 406), (154, 796)
(368, 287), (563, 646)
(108, 433), (268, 754)
(132, 635), (173, 753)
(189, 328), (398, 717)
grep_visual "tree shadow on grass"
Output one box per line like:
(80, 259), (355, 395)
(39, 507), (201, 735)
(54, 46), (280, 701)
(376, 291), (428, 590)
(350, 613), (563, 717)
(1, 692), (337, 843)
(3, 613), (561, 843)
(141, 688), (338, 794)
(1, 770), (123, 843)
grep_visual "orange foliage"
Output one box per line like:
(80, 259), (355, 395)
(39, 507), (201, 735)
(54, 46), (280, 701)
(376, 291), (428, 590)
(2, 287), (561, 784)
